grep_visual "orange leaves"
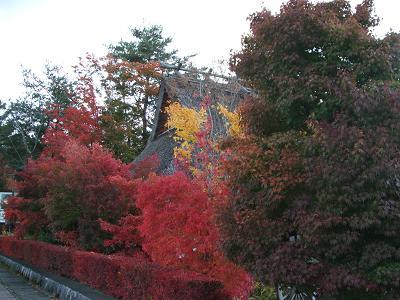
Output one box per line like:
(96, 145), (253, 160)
(101, 55), (163, 159)
(104, 56), (161, 98)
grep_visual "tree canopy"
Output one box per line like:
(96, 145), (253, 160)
(219, 0), (400, 298)
(109, 25), (180, 64)
(0, 65), (75, 171)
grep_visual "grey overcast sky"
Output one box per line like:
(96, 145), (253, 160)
(0, 0), (399, 100)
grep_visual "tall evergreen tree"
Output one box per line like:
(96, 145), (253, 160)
(102, 25), (189, 162)
(109, 25), (180, 64)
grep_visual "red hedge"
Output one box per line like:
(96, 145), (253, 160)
(0, 237), (225, 300)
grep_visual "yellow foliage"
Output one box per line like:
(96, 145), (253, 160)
(166, 102), (242, 161)
(217, 104), (242, 137)
(166, 102), (206, 159)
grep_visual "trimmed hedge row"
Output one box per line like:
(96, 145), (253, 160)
(0, 237), (225, 299)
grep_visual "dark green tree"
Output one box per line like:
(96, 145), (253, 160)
(0, 154), (13, 191)
(109, 25), (180, 64)
(0, 65), (75, 170)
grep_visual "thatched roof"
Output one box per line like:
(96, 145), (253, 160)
(134, 71), (251, 174)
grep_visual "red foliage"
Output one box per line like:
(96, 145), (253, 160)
(104, 99), (252, 299)
(4, 196), (49, 239)
(0, 237), (224, 300)
(3, 61), (141, 249)
(0, 238), (74, 277)
(130, 154), (160, 179)
(99, 214), (143, 254)
(43, 76), (102, 155)
(54, 231), (79, 248)
(4, 139), (137, 250)
(136, 172), (252, 299)
(222, 0), (400, 297)
(72, 250), (224, 300)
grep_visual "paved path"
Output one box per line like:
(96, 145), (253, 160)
(0, 264), (50, 300)
(0, 281), (16, 300)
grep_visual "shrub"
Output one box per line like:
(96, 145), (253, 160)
(0, 238), (74, 277)
(4, 140), (137, 250)
(0, 237), (224, 300)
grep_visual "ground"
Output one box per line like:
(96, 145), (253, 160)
(0, 264), (50, 300)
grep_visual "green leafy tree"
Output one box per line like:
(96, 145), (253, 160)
(109, 25), (180, 64)
(102, 25), (189, 162)
(219, 0), (400, 298)
(101, 60), (162, 162)
(0, 65), (75, 170)
(0, 154), (13, 191)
